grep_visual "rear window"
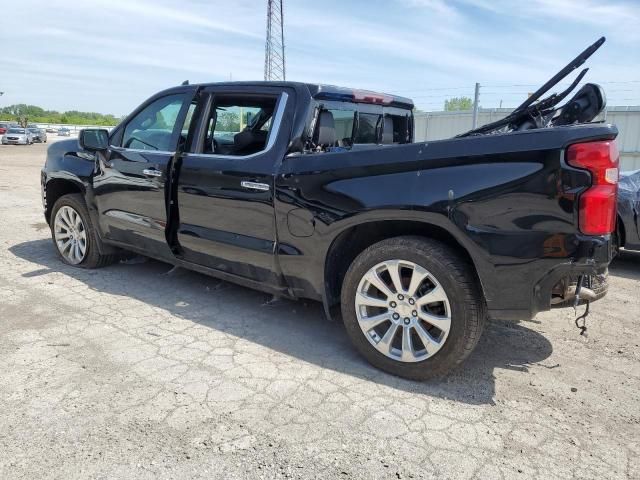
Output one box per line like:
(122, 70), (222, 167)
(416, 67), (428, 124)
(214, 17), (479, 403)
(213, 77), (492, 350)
(385, 114), (411, 144)
(319, 109), (384, 145)
(310, 102), (412, 152)
(328, 109), (355, 146)
(354, 113), (381, 144)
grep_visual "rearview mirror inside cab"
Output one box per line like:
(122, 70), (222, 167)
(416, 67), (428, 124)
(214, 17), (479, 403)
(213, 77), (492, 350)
(79, 129), (109, 151)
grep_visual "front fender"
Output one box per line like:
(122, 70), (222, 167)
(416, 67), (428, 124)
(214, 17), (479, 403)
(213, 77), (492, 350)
(42, 139), (102, 232)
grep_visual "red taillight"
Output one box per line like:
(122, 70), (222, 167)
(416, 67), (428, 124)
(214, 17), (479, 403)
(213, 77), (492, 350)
(352, 90), (393, 105)
(567, 141), (619, 235)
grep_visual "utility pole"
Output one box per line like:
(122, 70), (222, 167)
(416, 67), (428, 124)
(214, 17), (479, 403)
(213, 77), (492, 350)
(472, 82), (480, 129)
(264, 0), (286, 81)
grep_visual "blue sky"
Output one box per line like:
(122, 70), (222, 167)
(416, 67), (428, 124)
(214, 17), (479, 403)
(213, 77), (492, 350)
(1, 0), (639, 115)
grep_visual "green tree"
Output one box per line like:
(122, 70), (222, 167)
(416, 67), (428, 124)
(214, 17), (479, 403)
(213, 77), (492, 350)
(0, 104), (122, 126)
(217, 111), (240, 132)
(444, 96), (474, 111)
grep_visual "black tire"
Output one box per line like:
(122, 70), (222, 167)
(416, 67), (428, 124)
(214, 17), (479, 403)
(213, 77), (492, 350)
(340, 236), (486, 380)
(50, 194), (118, 269)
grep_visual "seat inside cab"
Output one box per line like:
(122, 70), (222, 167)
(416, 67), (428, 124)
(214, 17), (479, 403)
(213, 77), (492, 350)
(204, 95), (278, 156)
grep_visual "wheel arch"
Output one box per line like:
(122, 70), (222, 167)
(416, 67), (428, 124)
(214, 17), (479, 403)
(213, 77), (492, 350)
(323, 218), (484, 310)
(44, 178), (85, 224)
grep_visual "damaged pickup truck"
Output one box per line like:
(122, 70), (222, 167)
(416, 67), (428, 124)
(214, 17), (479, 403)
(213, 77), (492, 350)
(42, 37), (618, 379)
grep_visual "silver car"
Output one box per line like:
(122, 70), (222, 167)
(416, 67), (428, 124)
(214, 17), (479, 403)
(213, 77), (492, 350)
(1, 128), (34, 145)
(28, 127), (48, 143)
(57, 128), (71, 137)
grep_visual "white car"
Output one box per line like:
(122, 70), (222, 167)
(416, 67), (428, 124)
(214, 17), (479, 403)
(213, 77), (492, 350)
(1, 128), (34, 145)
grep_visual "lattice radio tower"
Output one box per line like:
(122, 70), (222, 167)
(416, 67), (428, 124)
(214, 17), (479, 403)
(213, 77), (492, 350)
(264, 0), (286, 81)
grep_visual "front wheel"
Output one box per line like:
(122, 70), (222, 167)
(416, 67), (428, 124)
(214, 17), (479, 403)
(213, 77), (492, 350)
(340, 236), (486, 380)
(50, 194), (117, 268)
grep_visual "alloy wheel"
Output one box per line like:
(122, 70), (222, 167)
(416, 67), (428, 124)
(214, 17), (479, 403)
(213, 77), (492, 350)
(355, 259), (452, 363)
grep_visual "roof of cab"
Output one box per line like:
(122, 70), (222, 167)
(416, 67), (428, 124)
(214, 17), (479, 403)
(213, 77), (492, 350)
(183, 81), (414, 109)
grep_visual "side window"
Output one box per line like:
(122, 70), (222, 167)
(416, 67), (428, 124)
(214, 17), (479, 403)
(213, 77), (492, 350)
(202, 95), (278, 156)
(122, 94), (187, 151)
(354, 112), (381, 144)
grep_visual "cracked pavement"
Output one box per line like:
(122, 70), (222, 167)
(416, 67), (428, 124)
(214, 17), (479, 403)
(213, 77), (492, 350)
(1, 140), (639, 479)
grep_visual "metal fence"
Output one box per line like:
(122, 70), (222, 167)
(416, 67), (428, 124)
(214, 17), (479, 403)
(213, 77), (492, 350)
(415, 106), (640, 172)
(35, 123), (116, 133)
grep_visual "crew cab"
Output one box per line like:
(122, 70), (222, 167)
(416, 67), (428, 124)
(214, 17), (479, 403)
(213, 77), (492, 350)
(41, 39), (619, 379)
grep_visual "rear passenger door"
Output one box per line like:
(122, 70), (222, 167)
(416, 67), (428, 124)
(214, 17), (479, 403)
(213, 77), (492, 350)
(175, 86), (294, 285)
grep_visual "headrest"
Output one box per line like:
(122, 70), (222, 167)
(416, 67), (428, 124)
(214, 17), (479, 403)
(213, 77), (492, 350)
(382, 115), (394, 144)
(314, 111), (336, 146)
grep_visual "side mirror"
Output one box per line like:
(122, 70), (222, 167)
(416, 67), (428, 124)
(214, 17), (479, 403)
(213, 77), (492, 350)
(79, 128), (109, 151)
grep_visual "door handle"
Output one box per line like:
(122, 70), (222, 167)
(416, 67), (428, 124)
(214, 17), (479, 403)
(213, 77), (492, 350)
(241, 181), (270, 191)
(143, 168), (163, 177)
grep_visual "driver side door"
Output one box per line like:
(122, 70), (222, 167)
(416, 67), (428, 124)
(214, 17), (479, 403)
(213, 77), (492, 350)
(92, 90), (197, 259)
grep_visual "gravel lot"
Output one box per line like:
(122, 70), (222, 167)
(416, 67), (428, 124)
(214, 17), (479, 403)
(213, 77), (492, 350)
(1, 140), (639, 479)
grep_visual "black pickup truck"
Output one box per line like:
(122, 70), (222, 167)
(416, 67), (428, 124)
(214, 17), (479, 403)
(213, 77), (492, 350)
(41, 39), (619, 379)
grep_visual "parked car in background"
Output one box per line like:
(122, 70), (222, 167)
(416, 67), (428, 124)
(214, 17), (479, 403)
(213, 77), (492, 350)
(57, 128), (71, 137)
(2, 127), (34, 145)
(46, 127), (57, 133)
(28, 127), (47, 143)
(617, 170), (640, 253)
(0, 123), (10, 135)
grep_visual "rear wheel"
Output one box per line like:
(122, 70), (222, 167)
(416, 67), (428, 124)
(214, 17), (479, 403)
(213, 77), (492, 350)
(341, 236), (485, 380)
(50, 194), (117, 268)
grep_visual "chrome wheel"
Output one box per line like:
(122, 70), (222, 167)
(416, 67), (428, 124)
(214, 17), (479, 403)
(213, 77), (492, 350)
(53, 205), (87, 264)
(355, 259), (451, 363)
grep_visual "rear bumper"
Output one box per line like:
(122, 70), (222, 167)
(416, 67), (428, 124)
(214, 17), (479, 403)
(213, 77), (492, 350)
(548, 271), (608, 309)
(487, 234), (612, 321)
